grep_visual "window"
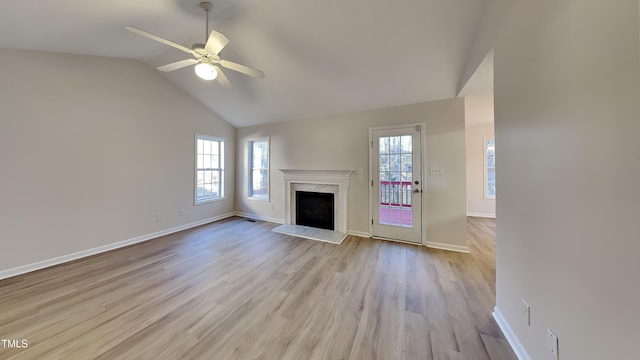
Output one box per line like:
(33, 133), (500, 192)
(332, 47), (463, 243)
(484, 138), (496, 199)
(248, 138), (269, 200)
(195, 134), (224, 204)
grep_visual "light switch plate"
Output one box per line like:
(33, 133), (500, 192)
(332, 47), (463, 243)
(521, 298), (530, 326)
(547, 329), (559, 359)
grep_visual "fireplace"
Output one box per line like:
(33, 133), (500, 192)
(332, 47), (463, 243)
(280, 169), (353, 235)
(295, 191), (335, 230)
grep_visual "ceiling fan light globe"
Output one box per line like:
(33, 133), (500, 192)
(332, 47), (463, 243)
(195, 63), (217, 80)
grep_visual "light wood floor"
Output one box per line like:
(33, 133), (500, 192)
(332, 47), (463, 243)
(0, 217), (515, 360)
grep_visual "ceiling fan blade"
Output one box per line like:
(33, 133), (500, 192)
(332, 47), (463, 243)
(125, 26), (194, 55)
(157, 59), (198, 72)
(213, 66), (231, 88)
(219, 60), (265, 79)
(205, 30), (230, 55)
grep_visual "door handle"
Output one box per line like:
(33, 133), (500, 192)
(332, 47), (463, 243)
(413, 189), (421, 193)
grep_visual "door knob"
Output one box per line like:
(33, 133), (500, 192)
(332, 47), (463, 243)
(413, 189), (421, 193)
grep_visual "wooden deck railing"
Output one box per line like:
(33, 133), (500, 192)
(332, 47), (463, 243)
(379, 181), (412, 207)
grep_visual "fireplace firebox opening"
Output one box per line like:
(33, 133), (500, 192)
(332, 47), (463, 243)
(295, 191), (335, 231)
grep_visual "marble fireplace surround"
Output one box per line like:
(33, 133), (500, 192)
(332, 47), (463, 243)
(280, 169), (353, 234)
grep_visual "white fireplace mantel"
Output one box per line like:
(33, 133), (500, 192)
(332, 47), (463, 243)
(280, 169), (353, 234)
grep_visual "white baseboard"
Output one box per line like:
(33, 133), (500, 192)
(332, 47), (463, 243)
(467, 212), (496, 218)
(0, 213), (234, 281)
(493, 306), (531, 360)
(425, 241), (470, 253)
(233, 212), (284, 224)
(348, 230), (371, 238)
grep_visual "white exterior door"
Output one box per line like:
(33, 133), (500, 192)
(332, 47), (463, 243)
(371, 126), (423, 243)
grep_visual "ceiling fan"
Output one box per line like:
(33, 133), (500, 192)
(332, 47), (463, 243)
(125, 1), (264, 87)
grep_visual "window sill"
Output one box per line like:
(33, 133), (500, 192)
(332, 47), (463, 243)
(247, 196), (269, 202)
(194, 197), (225, 205)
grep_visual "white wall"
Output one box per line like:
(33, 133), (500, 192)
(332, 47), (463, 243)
(0, 49), (235, 275)
(465, 95), (495, 217)
(235, 99), (468, 250)
(487, 1), (640, 359)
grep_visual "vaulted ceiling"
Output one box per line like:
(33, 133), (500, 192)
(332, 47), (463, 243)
(0, 0), (489, 127)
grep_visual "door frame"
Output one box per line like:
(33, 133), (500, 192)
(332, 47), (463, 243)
(368, 123), (426, 246)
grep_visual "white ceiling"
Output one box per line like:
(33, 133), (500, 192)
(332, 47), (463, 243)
(0, 0), (489, 127)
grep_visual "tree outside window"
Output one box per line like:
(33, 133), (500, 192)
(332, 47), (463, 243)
(485, 138), (496, 199)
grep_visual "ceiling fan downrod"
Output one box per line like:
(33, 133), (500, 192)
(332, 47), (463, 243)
(200, 1), (212, 42)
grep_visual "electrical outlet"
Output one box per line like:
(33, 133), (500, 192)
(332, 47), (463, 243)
(156, 213), (163, 222)
(179, 209), (184, 216)
(547, 329), (559, 359)
(521, 298), (531, 326)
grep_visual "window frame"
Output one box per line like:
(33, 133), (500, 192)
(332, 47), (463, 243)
(194, 134), (225, 205)
(248, 137), (270, 201)
(484, 137), (496, 200)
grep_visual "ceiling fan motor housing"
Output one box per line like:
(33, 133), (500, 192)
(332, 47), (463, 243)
(193, 43), (206, 52)
(199, 2), (212, 12)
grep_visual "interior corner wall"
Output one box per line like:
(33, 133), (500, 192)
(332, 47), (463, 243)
(0, 49), (235, 275)
(465, 95), (495, 218)
(493, 1), (640, 359)
(235, 98), (467, 249)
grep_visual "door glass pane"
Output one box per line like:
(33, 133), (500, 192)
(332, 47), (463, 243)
(391, 136), (401, 153)
(391, 155), (401, 171)
(379, 137), (390, 154)
(378, 136), (413, 227)
(401, 136), (412, 153)
(401, 154), (412, 171)
(379, 155), (390, 172)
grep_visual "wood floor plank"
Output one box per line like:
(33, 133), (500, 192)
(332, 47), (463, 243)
(481, 333), (518, 360)
(0, 216), (516, 360)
